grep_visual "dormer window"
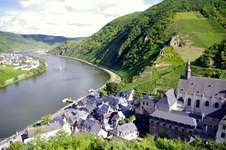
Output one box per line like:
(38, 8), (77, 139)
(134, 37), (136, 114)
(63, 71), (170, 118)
(191, 83), (194, 85)
(197, 90), (200, 93)
(208, 85), (212, 88)
(181, 88), (184, 91)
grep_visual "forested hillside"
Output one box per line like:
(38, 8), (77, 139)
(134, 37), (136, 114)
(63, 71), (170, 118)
(50, 0), (226, 94)
(0, 31), (77, 52)
(195, 40), (226, 69)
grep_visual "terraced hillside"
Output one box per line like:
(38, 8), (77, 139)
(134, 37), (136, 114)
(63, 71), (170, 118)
(167, 12), (226, 48)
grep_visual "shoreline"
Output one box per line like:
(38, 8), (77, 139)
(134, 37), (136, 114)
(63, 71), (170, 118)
(59, 55), (121, 83)
(0, 61), (47, 88)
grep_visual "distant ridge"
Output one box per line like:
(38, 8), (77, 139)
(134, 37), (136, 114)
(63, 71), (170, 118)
(0, 31), (82, 52)
(21, 34), (83, 45)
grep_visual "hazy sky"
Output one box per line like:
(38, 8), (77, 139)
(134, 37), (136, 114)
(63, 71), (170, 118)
(0, 0), (162, 37)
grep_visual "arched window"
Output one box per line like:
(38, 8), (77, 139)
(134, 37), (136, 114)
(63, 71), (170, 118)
(196, 99), (200, 108)
(205, 101), (209, 107)
(214, 102), (219, 108)
(178, 97), (184, 103)
(187, 98), (191, 106)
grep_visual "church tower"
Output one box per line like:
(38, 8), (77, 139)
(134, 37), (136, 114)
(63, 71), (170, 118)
(185, 60), (191, 79)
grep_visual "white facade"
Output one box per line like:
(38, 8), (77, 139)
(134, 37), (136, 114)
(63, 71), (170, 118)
(216, 116), (226, 143)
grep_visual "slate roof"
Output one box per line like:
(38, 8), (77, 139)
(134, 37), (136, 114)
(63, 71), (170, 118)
(89, 123), (102, 135)
(150, 110), (197, 127)
(156, 89), (177, 108)
(116, 89), (134, 100)
(27, 121), (62, 137)
(177, 76), (226, 98)
(96, 104), (113, 115)
(111, 122), (137, 137)
(219, 114), (226, 125)
(141, 95), (156, 103)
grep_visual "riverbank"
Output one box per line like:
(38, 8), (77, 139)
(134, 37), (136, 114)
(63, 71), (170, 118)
(60, 56), (121, 83)
(0, 59), (47, 88)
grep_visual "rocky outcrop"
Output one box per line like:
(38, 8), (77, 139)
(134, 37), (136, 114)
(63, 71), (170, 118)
(169, 35), (183, 47)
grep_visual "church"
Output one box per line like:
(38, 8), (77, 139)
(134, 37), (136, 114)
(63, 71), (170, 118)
(137, 60), (226, 142)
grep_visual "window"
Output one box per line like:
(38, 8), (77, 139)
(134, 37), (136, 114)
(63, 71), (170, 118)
(205, 101), (209, 107)
(187, 98), (191, 106)
(215, 102), (219, 108)
(178, 97), (184, 103)
(143, 102), (145, 105)
(223, 126), (225, 130)
(147, 102), (148, 106)
(142, 106), (144, 109)
(221, 133), (225, 138)
(196, 99), (200, 108)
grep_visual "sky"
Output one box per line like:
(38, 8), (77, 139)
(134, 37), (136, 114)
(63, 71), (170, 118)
(0, 0), (162, 37)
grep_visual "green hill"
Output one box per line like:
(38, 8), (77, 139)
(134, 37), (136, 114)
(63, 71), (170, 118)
(50, 0), (226, 95)
(0, 31), (78, 52)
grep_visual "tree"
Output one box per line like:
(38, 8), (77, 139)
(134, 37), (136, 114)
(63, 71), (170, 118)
(41, 114), (51, 125)
(14, 76), (19, 81)
(7, 141), (25, 150)
(105, 82), (120, 96)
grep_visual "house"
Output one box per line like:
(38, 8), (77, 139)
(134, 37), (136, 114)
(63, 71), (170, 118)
(0, 133), (22, 150)
(116, 89), (134, 101)
(24, 118), (71, 143)
(136, 95), (157, 115)
(216, 114), (226, 143)
(109, 122), (139, 140)
(89, 123), (108, 138)
(109, 111), (126, 128)
(156, 89), (177, 112)
(96, 103), (114, 120)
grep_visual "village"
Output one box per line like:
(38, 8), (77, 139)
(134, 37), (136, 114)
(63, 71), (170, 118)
(1, 60), (226, 149)
(0, 53), (39, 70)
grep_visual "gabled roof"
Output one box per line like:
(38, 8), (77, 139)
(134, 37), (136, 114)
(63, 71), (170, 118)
(89, 123), (101, 135)
(27, 121), (63, 138)
(150, 110), (197, 127)
(219, 114), (226, 125)
(157, 89), (177, 108)
(177, 76), (226, 98)
(116, 89), (134, 100)
(111, 122), (137, 137)
(96, 104), (113, 115)
(141, 95), (156, 103)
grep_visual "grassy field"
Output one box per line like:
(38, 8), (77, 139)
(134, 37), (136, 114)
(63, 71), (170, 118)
(0, 65), (28, 81)
(175, 12), (205, 19)
(174, 46), (204, 62)
(168, 12), (226, 48)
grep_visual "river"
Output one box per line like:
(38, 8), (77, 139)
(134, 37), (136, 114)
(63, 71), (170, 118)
(0, 52), (109, 138)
